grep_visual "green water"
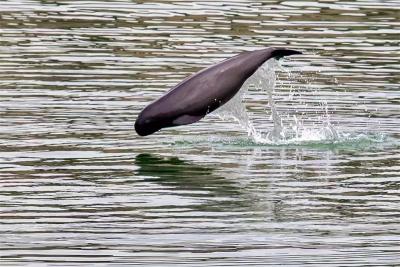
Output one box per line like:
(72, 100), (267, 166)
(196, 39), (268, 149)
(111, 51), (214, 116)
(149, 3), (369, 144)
(0, 0), (399, 266)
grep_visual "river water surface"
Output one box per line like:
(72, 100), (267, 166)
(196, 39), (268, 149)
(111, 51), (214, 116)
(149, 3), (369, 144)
(1, 0), (399, 266)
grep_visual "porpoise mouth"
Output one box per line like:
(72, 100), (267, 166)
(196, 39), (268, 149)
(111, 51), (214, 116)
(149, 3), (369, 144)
(134, 117), (159, 136)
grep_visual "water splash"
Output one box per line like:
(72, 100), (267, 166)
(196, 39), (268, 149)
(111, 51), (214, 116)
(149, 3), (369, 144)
(214, 59), (344, 145)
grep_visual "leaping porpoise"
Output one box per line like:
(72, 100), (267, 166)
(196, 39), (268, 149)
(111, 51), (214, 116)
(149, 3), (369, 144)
(135, 47), (301, 136)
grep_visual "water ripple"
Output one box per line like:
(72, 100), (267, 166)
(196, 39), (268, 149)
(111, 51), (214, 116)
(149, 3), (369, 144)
(1, 0), (400, 266)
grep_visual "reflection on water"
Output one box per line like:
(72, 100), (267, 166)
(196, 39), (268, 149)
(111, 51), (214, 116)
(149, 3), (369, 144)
(135, 153), (250, 212)
(1, 0), (400, 266)
(136, 154), (238, 195)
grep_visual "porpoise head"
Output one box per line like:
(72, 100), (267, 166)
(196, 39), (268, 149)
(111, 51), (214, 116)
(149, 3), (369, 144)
(134, 104), (171, 136)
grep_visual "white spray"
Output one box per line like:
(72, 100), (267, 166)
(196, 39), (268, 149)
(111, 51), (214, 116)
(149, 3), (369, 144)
(214, 59), (339, 145)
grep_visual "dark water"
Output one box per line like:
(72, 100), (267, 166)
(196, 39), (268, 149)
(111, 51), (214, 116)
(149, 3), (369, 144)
(1, 0), (399, 266)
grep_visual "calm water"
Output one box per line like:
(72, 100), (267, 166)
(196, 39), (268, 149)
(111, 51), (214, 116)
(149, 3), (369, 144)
(1, 0), (400, 266)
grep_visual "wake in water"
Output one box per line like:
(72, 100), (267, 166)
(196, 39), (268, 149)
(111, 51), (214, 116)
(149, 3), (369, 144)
(212, 59), (383, 146)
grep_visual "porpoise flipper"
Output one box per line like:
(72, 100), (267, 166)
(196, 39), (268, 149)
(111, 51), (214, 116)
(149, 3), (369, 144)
(173, 114), (203, 126)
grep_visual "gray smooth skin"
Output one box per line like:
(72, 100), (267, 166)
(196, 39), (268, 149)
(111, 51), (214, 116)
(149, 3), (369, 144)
(135, 47), (301, 136)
